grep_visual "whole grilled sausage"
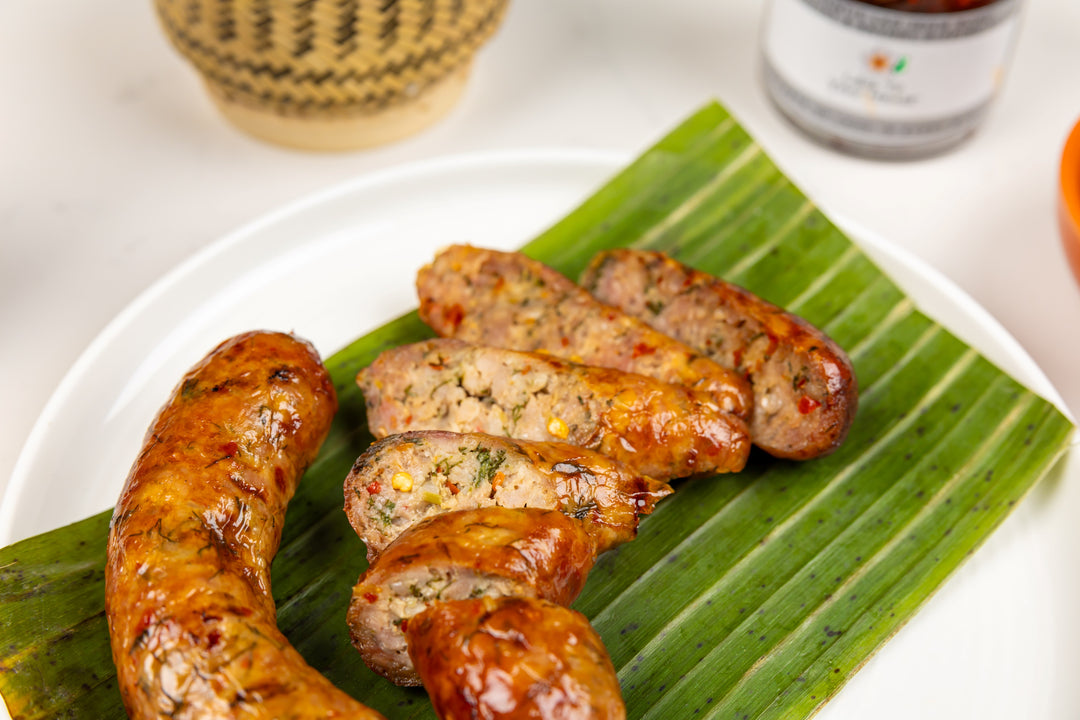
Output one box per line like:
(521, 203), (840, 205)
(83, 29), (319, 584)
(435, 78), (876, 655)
(343, 430), (672, 560)
(358, 338), (750, 480)
(415, 245), (752, 418)
(105, 331), (386, 720)
(348, 506), (597, 686)
(407, 596), (626, 720)
(581, 249), (858, 460)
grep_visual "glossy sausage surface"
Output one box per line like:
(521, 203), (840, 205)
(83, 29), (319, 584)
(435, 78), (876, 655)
(582, 249), (858, 460)
(407, 596), (626, 720)
(358, 338), (749, 479)
(416, 245), (752, 418)
(105, 331), (385, 720)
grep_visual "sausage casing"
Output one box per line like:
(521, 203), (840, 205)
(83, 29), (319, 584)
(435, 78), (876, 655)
(581, 249), (858, 460)
(105, 331), (385, 720)
(415, 245), (752, 418)
(343, 430), (672, 560)
(407, 596), (626, 720)
(358, 338), (750, 479)
(348, 506), (597, 686)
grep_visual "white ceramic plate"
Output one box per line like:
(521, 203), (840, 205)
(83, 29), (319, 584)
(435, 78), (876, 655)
(1, 152), (1076, 720)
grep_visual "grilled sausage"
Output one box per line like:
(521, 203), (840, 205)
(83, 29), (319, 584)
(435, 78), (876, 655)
(581, 249), (858, 460)
(105, 331), (386, 720)
(415, 245), (752, 418)
(358, 338), (750, 479)
(343, 430), (672, 560)
(407, 596), (626, 720)
(348, 507), (597, 686)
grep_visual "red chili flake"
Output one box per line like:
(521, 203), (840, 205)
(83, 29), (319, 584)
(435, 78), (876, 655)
(733, 348), (744, 369)
(560, 336), (570, 347)
(207, 629), (222, 649)
(798, 396), (822, 414)
(794, 376), (808, 390)
(765, 333), (779, 359)
(221, 441), (238, 458)
(363, 592), (378, 604)
(399, 618), (409, 633)
(366, 481), (382, 495)
(443, 304), (466, 331)
(134, 608), (156, 637)
(632, 342), (657, 359)
(446, 481), (460, 495)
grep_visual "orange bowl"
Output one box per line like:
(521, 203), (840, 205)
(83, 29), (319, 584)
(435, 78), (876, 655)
(1059, 117), (1080, 286)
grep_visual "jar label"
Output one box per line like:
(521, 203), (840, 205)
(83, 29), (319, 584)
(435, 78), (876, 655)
(762, 0), (1020, 147)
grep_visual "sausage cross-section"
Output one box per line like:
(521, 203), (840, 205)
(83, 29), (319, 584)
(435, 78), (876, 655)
(343, 429), (672, 560)
(415, 245), (752, 418)
(348, 506), (597, 686)
(105, 331), (386, 720)
(358, 338), (750, 479)
(581, 249), (858, 460)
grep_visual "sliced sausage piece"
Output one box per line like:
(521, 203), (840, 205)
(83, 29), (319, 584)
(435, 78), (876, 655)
(343, 430), (672, 560)
(415, 245), (752, 418)
(348, 506), (596, 686)
(358, 338), (750, 480)
(581, 249), (858, 460)
(407, 597), (626, 720)
(105, 331), (386, 720)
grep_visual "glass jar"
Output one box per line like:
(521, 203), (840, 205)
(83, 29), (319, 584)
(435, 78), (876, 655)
(760, 0), (1022, 159)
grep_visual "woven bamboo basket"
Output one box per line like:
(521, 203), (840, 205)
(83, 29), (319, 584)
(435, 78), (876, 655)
(154, 0), (509, 150)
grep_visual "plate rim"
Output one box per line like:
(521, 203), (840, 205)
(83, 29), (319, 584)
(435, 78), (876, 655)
(0, 147), (1077, 720)
(0, 147), (1072, 544)
(0, 148), (622, 542)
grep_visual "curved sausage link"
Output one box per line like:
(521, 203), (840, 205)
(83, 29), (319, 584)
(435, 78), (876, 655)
(105, 331), (386, 720)
(407, 596), (626, 720)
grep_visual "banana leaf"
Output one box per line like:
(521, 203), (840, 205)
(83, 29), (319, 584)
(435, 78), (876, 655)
(0, 101), (1073, 720)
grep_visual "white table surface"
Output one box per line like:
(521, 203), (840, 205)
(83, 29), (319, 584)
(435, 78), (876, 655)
(2, 0), (1080, 717)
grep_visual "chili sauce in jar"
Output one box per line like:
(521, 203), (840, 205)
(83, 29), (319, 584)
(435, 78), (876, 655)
(761, 0), (1022, 158)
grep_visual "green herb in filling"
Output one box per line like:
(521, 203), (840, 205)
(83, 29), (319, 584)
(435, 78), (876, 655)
(471, 446), (507, 488)
(432, 456), (462, 477)
(367, 496), (396, 526)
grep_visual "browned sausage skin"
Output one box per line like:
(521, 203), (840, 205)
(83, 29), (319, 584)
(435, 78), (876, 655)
(407, 597), (626, 720)
(581, 249), (858, 460)
(343, 430), (672, 560)
(348, 507), (597, 686)
(358, 338), (750, 479)
(416, 245), (752, 419)
(105, 331), (385, 720)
